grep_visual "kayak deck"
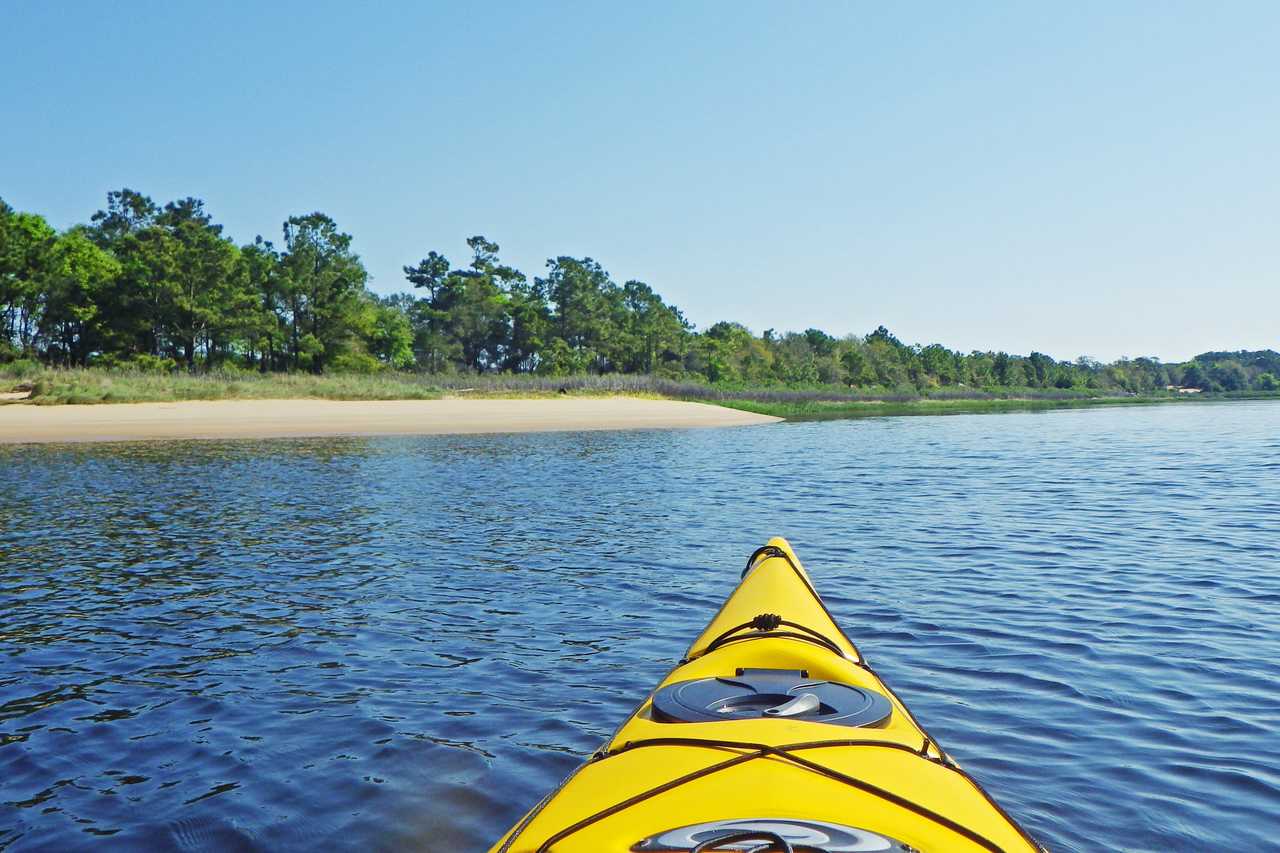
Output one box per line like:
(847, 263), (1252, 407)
(490, 538), (1042, 853)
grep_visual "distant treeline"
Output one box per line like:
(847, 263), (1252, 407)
(2, 190), (1277, 393)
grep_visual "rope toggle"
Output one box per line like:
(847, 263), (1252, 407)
(749, 613), (783, 631)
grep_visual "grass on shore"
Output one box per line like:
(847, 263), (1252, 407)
(715, 390), (1280, 419)
(3, 366), (446, 405)
(3, 363), (1275, 414)
(0, 365), (684, 405)
(715, 396), (1160, 419)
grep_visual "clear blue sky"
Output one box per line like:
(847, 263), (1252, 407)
(3, 1), (1277, 362)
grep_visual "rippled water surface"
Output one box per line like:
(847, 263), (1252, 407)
(2, 401), (1279, 852)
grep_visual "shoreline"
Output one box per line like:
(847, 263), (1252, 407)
(711, 392), (1280, 420)
(0, 397), (781, 445)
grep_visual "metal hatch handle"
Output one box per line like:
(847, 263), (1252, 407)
(763, 692), (820, 717)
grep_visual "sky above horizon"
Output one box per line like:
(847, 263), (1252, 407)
(3, 1), (1277, 362)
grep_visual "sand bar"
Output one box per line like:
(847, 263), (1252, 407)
(0, 397), (780, 444)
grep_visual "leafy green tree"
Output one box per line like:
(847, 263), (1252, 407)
(154, 198), (243, 370)
(536, 337), (585, 376)
(540, 256), (620, 372)
(37, 229), (121, 365)
(992, 352), (1012, 385)
(803, 328), (836, 357)
(1208, 359), (1248, 391)
(920, 343), (958, 385)
(402, 237), (536, 372)
(83, 190), (163, 359)
(695, 322), (774, 383)
(773, 332), (828, 384)
(402, 253), (458, 372)
(864, 332), (909, 388)
(403, 251), (450, 294)
(965, 351), (996, 386)
(441, 236), (519, 370)
(1028, 351), (1054, 387)
(503, 279), (552, 372)
(9, 190), (1280, 393)
(238, 237), (287, 370)
(362, 294), (415, 369)
(279, 213), (369, 372)
(839, 344), (875, 386)
(618, 280), (690, 374)
(90, 189), (158, 244)
(0, 200), (57, 357)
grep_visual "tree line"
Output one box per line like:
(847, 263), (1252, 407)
(2, 190), (1277, 393)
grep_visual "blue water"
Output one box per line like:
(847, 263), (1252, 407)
(2, 401), (1278, 852)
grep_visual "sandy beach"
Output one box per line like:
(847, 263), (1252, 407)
(0, 397), (780, 444)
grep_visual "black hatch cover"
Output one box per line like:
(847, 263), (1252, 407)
(651, 668), (892, 727)
(632, 817), (914, 852)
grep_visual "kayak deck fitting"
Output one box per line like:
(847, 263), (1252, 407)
(490, 538), (1043, 853)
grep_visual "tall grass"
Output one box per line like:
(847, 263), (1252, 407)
(1, 366), (445, 405)
(415, 374), (1110, 403)
(4, 364), (1240, 414)
(714, 395), (1169, 420)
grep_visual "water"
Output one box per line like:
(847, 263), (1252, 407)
(2, 401), (1278, 852)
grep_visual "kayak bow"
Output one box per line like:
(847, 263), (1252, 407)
(490, 538), (1043, 853)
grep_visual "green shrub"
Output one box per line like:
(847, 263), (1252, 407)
(330, 351), (385, 374)
(85, 353), (180, 373)
(208, 363), (255, 378)
(1, 358), (43, 381)
(27, 376), (53, 399)
(127, 354), (179, 374)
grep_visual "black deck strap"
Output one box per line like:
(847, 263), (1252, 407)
(739, 545), (864, 663)
(690, 613), (848, 662)
(780, 750), (1007, 853)
(617, 737), (1044, 852)
(775, 618), (847, 654)
(608, 735), (941, 759)
(701, 629), (846, 659)
(530, 736), (1024, 853)
(531, 748), (763, 853)
(741, 545), (781, 578)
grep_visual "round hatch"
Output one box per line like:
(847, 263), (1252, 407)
(651, 668), (892, 727)
(632, 817), (914, 851)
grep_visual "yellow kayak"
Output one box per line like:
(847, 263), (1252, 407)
(490, 538), (1043, 853)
